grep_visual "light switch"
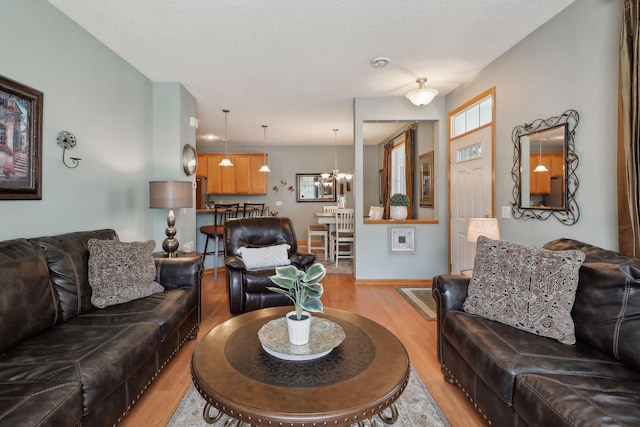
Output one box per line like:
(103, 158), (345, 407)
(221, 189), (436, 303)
(275, 201), (283, 206)
(501, 206), (511, 219)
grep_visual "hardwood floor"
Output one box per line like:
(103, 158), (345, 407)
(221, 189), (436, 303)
(119, 270), (485, 427)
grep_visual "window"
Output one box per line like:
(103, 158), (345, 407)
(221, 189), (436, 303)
(451, 95), (492, 137)
(391, 141), (406, 195)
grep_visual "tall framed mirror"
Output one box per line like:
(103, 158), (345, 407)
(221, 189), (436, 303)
(511, 109), (580, 225)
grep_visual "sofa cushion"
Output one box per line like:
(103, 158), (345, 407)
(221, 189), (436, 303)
(514, 373), (640, 427)
(0, 239), (58, 354)
(464, 236), (585, 344)
(30, 229), (118, 321)
(442, 310), (640, 406)
(0, 380), (83, 427)
(73, 287), (197, 341)
(88, 239), (163, 308)
(237, 244), (291, 269)
(0, 322), (160, 414)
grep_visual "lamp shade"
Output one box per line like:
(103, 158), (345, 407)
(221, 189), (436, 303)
(149, 181), (193, 209)
(466, 218), (500, 243)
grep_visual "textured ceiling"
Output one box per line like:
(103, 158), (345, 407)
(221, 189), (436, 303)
(47, 0), (574, 146)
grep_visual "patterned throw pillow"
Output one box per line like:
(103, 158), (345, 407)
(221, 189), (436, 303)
(237, 244), (291, 269)
(463, 236), (585, 344)
(87, 239), (164, 308)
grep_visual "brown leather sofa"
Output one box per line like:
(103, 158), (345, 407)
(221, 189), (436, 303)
(0, 229), (202, 427)
(433, 238), (640, 426)
(224, 217), (315, 314)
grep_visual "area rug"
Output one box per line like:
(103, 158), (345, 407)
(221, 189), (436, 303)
(396, 287), (437, 321)
(168, 366), (450, 427)
(307, 247), (354, 275)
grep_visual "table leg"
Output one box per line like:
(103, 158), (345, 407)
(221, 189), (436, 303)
(203, 402), (223, 424)
(377, 403), (399, 424)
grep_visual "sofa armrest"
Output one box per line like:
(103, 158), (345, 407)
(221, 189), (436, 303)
(432, 274), (471, 367)
(290, 252), (316, 270)
(154, 253), (203, 291)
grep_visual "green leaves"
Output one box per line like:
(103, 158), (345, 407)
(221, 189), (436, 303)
(268, 263), (326, 316)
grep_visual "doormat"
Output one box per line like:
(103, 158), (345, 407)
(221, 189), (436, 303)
(396, 287), (437, 321)
(168, 366), (450, 427)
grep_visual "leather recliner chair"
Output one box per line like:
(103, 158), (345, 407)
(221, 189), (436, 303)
(224, 217), (316, 314)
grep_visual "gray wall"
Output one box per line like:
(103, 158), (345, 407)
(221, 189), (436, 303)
(1, 1), (196, 246)
(446, 0), (621, 250)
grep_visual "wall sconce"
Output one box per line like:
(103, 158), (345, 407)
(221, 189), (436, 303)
(56, 131), (81, 168)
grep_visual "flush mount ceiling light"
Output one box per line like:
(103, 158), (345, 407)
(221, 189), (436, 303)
(370, 56), (390, 67)
(259, 124), (271, 173)
(218, 109), (233, 167)
(405, 77), (439, 106)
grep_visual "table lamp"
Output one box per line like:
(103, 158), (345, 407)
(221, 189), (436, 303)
(466, 218), (500, 243)
(463, 218), (500, 275)
(149, 181), (193, 257)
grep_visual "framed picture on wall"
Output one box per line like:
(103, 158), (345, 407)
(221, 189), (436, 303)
(0, 75), (43, 200)
(419, 151), (434, 208)
(389, 226), (416, 253)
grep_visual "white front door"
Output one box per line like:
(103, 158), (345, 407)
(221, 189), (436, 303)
(450, 125), (493, 274)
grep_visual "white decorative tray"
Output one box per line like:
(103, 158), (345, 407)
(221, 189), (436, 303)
(257, 317), (345, 361)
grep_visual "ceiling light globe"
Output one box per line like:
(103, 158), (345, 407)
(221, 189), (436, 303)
(406, 87), (439, 106)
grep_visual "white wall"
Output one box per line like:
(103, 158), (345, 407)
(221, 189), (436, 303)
(446, 0), (621, 250)
(0, 0), (154, 240)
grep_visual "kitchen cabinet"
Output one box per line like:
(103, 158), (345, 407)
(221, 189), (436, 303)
(529, 154), (564, 194)
(196, 154), (267, 195)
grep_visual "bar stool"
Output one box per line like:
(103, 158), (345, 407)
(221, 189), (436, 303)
(242, 202), (265, 217)
(199, 203), (239, 279)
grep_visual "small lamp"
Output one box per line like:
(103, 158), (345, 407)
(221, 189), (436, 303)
(466, 218), (500, 243)
(463, 218), (500, 276)
(149, 181), (193, 257)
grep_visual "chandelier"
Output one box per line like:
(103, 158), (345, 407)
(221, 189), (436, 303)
(321, 129), (353, 186)
(258, 124), (271, 172)
(218, 109), (233, 167)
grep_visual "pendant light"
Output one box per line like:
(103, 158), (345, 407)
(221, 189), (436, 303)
(321, 129), (353, 185)
(218, 109), (233, 167)
(533, 138), (549, 173)
(406, 77), (439, 106)
(259, 124), (271, 173)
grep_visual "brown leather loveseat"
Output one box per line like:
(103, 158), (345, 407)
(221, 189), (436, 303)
(224, 217), (315, 314)
(0, 229), (202, 427)
(433, 238), (640, 426)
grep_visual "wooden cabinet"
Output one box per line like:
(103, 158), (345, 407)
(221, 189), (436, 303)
(529, 154), (564, 194)
(197, 153), (267, 195)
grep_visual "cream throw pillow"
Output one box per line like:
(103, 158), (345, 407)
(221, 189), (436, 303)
(88, 239), (164, 308)
(237, 244), (291, 269)
(463, 236), (585, 344)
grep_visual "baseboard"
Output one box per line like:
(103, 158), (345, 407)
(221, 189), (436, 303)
(354, 278), (432, 286)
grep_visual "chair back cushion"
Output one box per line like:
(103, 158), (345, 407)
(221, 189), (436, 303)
(225, 217), (298, 258)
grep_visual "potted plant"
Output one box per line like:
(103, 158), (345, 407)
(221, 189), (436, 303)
(390, 193), (410, 220)
(268, 263), (326, 345)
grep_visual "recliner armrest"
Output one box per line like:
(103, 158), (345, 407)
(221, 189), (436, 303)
(290, 252), (316, 270)
(225, 255), (247, 270)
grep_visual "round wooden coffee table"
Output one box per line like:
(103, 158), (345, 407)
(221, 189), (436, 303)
(191, 306), (410, 427)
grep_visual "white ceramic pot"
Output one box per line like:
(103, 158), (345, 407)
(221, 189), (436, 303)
(389, 206), (408, 220)
(286, 310), (311, 345)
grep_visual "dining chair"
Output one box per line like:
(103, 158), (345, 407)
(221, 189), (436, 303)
(330, 208), (355, 267)
(242, 202), (266, 217)
(199, 203), (239, 279)
(324, 205), (339, 214)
